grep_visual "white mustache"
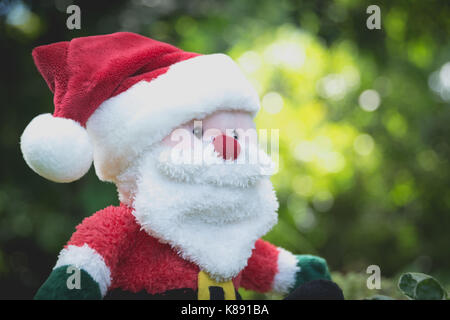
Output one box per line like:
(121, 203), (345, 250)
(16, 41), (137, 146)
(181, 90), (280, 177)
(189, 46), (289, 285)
(155, 143), (276, 188)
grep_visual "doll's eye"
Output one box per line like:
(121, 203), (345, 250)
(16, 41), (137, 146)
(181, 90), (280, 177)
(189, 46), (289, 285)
(232, 129), (239, 140)
(192, 126), (203, 139)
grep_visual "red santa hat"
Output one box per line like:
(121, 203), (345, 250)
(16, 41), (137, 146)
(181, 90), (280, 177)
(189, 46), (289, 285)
(21, 32), (260, 183)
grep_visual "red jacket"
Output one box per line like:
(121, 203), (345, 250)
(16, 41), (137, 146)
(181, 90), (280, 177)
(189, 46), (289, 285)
(54, 203), (298, 298)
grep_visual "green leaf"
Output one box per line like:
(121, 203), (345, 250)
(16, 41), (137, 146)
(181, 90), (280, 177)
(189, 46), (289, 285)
(398, 272), (447, 300)
(415, 278), (446, 300)
(398, 273), (421, 299)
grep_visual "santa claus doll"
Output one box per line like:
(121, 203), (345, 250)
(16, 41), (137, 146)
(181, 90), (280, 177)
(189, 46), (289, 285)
(20, 32), (343, 300)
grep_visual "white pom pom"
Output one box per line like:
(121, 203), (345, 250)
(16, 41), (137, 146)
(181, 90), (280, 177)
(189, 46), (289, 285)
(20, 113), (93, 183)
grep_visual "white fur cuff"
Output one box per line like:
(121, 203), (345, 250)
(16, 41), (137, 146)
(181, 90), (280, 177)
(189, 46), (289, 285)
(54, 244), (111, 297)
(272, 247), (300, 294)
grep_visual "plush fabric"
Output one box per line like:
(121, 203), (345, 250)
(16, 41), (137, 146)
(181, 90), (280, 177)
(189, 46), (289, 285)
(272, 247), (300, 294)
(50, 204), (284, 296)
(240, 239), (279, 293)
(131, 146), (278, 281)
(20, 113), (93, 183)
(293, 254), (332, 289)
(66, 204), (200, 294)
(54, 244), (110, 296)
(86, 53), (260, 182)
(35, 204), (336, 299)
(27, 32), (339, 300)
(66, 204), (140, 273)
(32, 32), (198, 126)
(26, 32), (260, 183)
(34, 266), (101, 300)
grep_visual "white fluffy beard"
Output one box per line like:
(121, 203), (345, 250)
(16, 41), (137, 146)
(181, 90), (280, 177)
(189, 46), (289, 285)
(119, 142), (279, 281)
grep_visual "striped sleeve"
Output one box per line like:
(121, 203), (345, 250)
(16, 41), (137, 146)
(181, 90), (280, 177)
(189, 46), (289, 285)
(240, 239), (300, 294)
(53, 204), (139, 297)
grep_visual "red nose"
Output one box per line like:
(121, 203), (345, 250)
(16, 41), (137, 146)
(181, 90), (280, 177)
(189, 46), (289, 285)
(213, 134), (241, 160)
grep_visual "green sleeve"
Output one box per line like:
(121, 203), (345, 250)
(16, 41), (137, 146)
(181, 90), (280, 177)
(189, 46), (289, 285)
(292, 255), (332, 291)
(34, 266), (102, 300)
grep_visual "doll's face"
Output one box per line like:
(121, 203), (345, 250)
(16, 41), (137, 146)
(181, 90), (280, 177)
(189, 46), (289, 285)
(131, 110), (278, 278)
(161, 111), (256, 159)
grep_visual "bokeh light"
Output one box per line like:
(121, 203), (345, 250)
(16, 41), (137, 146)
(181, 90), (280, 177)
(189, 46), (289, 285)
(359, 89), (381, 112)
(262, 91), (284, 114)
(354, 134), (374, 156)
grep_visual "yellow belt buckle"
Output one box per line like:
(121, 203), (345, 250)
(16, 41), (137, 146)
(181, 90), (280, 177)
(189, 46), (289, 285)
(197, 270), (236, 300)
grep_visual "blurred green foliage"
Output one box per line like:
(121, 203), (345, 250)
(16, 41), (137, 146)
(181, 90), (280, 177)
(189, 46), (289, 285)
(0, 0), (449, 299)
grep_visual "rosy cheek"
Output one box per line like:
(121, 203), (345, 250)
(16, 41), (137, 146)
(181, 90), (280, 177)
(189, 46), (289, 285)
(162, 130), (201, 152)
(161, 136), (173, 146)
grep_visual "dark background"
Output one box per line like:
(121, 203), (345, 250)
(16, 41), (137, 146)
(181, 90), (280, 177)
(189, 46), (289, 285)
(0, 0), (449, 299)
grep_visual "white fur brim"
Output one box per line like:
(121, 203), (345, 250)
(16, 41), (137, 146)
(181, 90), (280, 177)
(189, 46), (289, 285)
(20, 113), (93, 183)
(86, 54), (260, 182)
